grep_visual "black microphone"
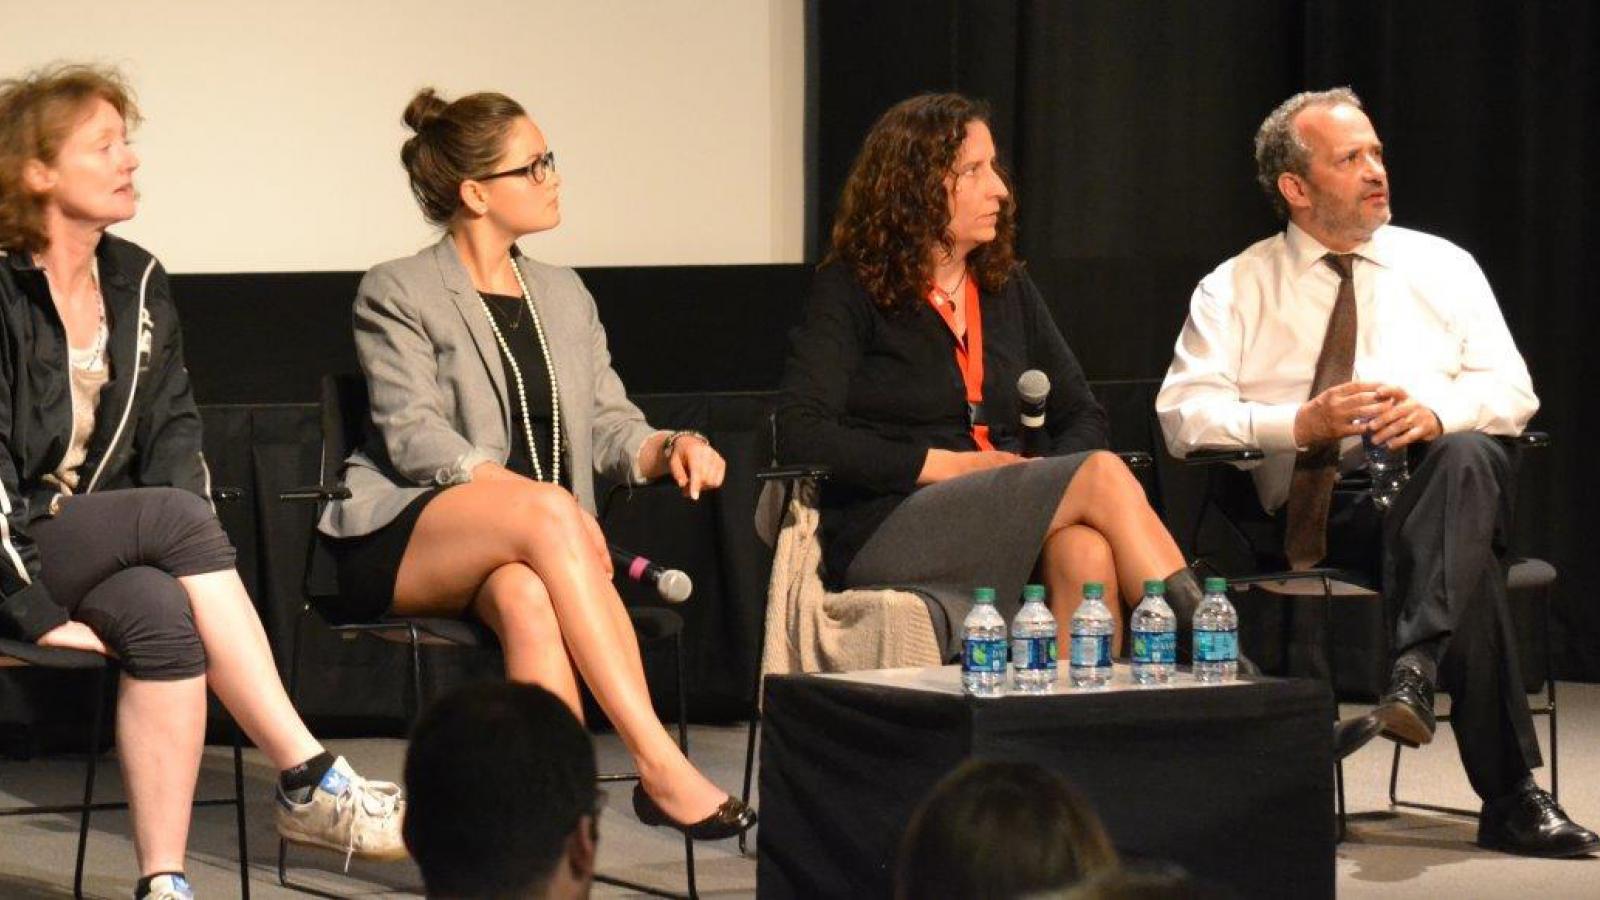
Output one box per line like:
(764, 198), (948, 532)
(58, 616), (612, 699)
(608, 545), (692, 603)
(1018, 369), (1051, 457)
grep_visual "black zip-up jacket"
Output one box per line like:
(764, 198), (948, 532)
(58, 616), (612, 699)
(0, 235), (209, 640)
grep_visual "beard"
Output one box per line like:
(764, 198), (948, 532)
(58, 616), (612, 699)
(1310, 188), (1392, 245)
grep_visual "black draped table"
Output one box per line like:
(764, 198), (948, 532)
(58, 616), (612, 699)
(757, 664), (1334, 899)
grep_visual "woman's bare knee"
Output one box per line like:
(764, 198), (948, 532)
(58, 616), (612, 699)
(475, 564), (560, 642)
(1050, 525), (1114, 572)
(496, 481), (590, 557)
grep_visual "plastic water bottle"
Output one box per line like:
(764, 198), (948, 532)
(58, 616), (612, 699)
(1362, 425), (1410, 512)
(1011, 584), (1058, 693)
(1192, 577), (1239, 683)
(961, 587), (1008, 698)
(1068, 581), (1114, 688)
(1130, 579), (1176, 685)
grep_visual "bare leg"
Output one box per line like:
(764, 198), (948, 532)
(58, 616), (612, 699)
(1041, 524), (1124, 655)
(469, 563), (584, 720)
(118, 674), (204, 876)
(393, 479), (727, 824)
(179, 570), (323, 770)
(1046, 451), (1185, 601)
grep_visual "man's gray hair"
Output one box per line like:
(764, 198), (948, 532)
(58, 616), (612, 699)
(1254, 87), (1364, 219)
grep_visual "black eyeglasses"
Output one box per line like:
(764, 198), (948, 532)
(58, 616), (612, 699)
(476, 150), (557, 185)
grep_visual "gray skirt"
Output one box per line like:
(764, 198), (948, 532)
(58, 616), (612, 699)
(843, 450), (1096, 660)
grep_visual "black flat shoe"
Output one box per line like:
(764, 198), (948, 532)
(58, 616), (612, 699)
(1374, 663), (1435, 746)
(632, 784), (757, 841)
(1478, 786), (1600, 858)
(1334, 713), (1383, 760)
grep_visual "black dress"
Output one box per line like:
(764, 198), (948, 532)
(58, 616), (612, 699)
(326, 291), (565, 622)
(775, 263), (1109, 656)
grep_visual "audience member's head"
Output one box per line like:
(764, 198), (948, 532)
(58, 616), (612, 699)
(895, 760), (1119, 900)
(405, 682), (599, 899)
(1049, 863), (1240, 900)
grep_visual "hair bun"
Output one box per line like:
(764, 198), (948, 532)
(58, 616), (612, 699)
(403, 88), (449, 132)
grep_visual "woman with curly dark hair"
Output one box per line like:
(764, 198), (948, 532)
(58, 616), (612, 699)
(777, 92), (1200, 661)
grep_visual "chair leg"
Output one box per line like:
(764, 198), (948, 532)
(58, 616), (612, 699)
(409, 623), (425, 721)
(1335, 759), (1347, 843)
(234, 721), (251, 900)
(738, 664), (762, 856)
(674, 630), (698, 900)
(75, 666), (111, 900)
(1542, 586), (1559, 801)
(278, 609), (306, 888)
(1320, 574), (1348, 842)
(1388, 742), (1403, 806)
(1548, 676), (1558, 800)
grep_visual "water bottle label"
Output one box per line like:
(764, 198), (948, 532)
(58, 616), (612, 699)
(963, 638), (1008, 674)
(1011, 636), (1058, 671)
(1070, 633), (1112, 668)
(1194, 629), (1238, 663)
(1131, 629), (1176, 664)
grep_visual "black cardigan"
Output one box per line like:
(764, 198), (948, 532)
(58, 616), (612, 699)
(775, 263), (1109, 581)
(0, 236), (209, 640)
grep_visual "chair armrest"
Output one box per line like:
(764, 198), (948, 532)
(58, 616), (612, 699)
(278, 484), (352, 503)
(210, 487), (244, 503)
(1226, 568), (1344, 587)
(1180, 447), (1266, 465)
(1505, 430), (1550, 450)
(757, 464), (833, 482)
(1114, 451), (1152, 470)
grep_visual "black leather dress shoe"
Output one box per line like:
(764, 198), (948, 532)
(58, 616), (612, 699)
(632, 784), (757, 841)
(1334, 713), (1383, 760)
(1374, 663), (1435, 746)
(1478, 786), (1600, 858)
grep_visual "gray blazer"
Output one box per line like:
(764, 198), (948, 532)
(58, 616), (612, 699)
(319, 236), (657, 539)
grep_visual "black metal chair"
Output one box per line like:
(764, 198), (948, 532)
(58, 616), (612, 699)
(0, 636), (249, 900)
(275, 374), (702, 899)
(1179, 433), (1559, 834)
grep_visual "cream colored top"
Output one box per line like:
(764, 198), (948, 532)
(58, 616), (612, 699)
(47, 326), (111, 493)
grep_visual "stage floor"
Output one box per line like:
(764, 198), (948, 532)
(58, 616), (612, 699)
(1, 682), (1596, 898)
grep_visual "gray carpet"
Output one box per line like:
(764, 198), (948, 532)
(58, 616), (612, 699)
(1, 682), (1596, 898)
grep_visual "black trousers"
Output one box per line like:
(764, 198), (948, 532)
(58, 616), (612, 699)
(31, 487), (236, 680)
(1316, 433), (1541, 802)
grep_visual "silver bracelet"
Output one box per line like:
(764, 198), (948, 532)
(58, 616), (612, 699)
(662, 429), (709, 459)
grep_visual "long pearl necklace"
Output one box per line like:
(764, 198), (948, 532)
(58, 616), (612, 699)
(478, 257), (561, 484)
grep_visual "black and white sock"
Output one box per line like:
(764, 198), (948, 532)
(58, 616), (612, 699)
(134, 871), (187, 898)
(279, 750), (337, 803)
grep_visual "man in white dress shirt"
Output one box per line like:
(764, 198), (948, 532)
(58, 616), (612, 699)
(1157, 88), (1595, 857)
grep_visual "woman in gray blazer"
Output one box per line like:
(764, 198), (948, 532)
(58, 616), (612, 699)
(319, 88), (753, 840)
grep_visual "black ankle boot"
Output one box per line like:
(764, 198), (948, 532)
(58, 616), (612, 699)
(1163, 567), (1204, 633)
(1163, 567), (1259, 676)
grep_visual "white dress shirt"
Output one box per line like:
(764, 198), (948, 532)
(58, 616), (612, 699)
(1156, 221), (1538, 512)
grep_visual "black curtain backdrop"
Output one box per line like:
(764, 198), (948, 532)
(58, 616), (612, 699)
(811, 0), (1599, 680)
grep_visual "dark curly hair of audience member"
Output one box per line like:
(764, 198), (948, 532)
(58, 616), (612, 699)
(826, 92), (1017, 313)
(895, 760), (1119, 900)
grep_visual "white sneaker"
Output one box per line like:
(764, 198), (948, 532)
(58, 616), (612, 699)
(276, 756), (407, 867)
(141, 873), (194, 900)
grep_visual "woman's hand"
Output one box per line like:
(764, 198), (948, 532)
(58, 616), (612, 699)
(667, 434), (725, 501)
(36, 621), (113, 657)
(917, 448), (1026, 485)
(579, 507), (615, 576)
(470, 460), (524, 482)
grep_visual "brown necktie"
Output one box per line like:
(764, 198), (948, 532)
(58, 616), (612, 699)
(1283, 253), (1358, 569)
